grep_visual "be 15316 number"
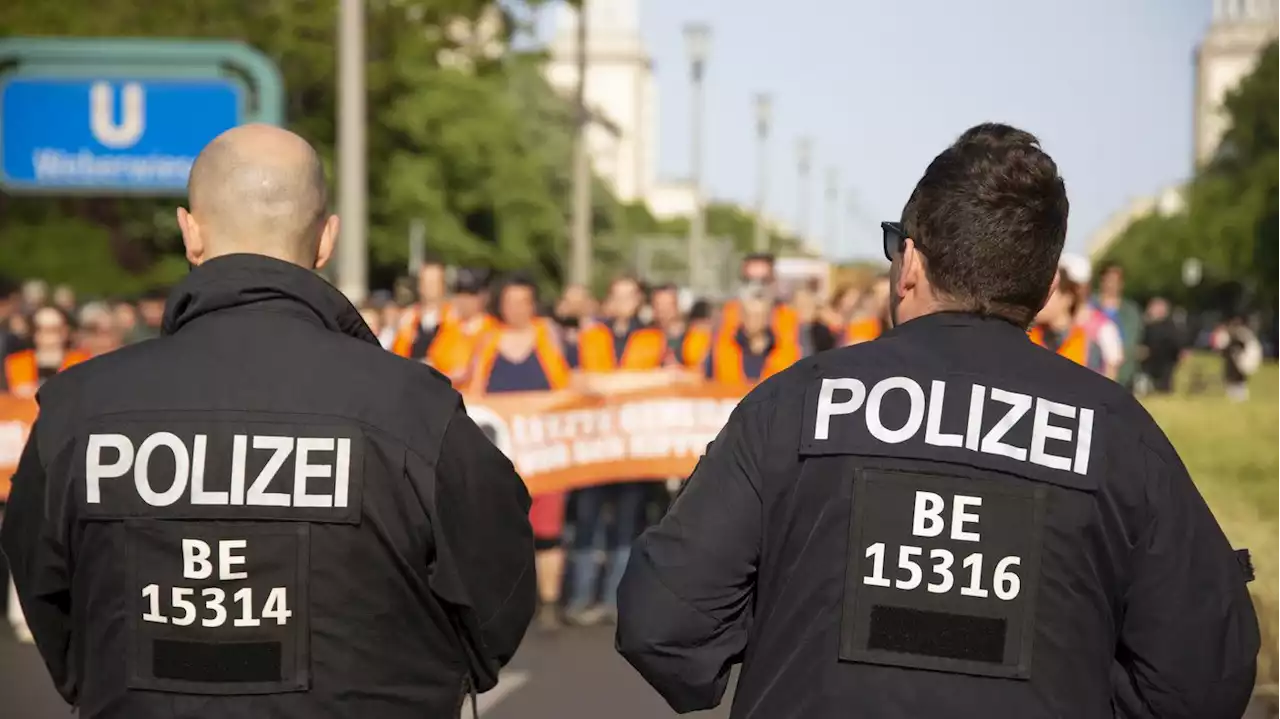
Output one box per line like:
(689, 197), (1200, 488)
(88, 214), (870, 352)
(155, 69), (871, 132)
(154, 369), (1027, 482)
(863, 543), (1021, 601)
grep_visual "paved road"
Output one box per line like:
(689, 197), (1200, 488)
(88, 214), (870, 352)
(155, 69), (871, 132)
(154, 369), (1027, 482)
(3, 624), (1270, 719)
(1, 623), (731, 719)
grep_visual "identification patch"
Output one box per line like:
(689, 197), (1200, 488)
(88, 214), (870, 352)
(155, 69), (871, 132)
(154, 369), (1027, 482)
(839, 468), (1045, 679)
(125, 520), (310, 694)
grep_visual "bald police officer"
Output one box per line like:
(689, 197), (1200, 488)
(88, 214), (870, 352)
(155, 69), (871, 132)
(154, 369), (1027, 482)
(615, 123), (1259, 719)
(1, 125), (535, 718)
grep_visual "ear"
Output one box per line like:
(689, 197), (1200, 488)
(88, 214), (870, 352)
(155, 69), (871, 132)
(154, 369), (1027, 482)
(314, 214), (340, 270)
(899, 238), (925, 294)
(177, 207), (205, 266)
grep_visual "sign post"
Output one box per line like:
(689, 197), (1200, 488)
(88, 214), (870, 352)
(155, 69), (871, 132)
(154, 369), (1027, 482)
(0, 38), (284, 195)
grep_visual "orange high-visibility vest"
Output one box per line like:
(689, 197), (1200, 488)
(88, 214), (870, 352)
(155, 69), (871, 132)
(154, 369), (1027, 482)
(708, 335), (799, 387)
(3, 349), (90, 396)
(717, 300), (799, 347)
(844, 317), (884, 345)
(427, 314), (496, 378)
(392, 302), (455, 358)
(467, 319), (571, 394)
(1029, 324), (1089, 366)
(577, 323), (667, 372)
(679, 326), (713, 368)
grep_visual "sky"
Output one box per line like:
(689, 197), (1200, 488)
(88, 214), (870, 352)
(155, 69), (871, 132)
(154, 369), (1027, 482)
(539, 0), (1216, 261)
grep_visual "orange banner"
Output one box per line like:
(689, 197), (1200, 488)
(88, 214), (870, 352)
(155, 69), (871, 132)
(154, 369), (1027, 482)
(464, 384), (743, 495)
(0, 384), (744, 501)
(0, 394), (38, 500)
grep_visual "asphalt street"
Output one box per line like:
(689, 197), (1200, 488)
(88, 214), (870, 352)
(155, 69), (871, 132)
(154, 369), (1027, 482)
(0, 622), (734, 719)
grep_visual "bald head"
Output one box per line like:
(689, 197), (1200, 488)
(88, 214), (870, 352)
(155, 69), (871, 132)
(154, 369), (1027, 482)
(179, 124), (337, 268)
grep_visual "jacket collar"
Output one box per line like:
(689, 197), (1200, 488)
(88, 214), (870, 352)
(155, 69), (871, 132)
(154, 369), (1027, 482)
(161, 253), (378, 346)
(886, 310), (1027, 337)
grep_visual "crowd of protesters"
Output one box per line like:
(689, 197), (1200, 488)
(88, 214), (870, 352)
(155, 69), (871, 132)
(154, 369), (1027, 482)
(0, 250), (1265, 637)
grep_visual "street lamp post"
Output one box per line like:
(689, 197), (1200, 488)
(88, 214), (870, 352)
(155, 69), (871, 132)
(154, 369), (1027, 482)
(752, 93), (772, 253)
(337, 0), (367, 302)
(795, 136), (813, 249)
(569, 5), (593, 288)
(824, 167), (838, 259)
(684, 23), (710, 293)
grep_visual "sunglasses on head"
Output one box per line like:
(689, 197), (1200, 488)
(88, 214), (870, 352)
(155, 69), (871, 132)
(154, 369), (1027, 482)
(881, 221), (907, 262)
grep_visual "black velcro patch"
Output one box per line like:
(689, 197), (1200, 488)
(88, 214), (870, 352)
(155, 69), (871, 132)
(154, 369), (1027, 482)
(153, 640), (282, 683)
(866, 605), (1006, 664)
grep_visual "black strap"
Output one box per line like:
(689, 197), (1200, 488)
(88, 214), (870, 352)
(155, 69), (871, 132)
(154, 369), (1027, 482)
(1236, 549), (1255, 583)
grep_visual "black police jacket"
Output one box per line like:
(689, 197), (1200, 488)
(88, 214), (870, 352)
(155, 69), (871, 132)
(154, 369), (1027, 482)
(616, 312), (1258, 719)
(1, 254), (536, 719)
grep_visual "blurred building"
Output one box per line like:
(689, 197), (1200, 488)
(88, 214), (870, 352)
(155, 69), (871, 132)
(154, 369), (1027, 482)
(1193, 0), (1279, 165)
(1087, 187), (1186, 261)
(544, 0), (657, 204)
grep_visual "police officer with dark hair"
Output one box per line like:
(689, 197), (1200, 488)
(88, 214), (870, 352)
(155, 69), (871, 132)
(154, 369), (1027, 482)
(1, 124), (535, 719)
(615, 123), (1259, 719)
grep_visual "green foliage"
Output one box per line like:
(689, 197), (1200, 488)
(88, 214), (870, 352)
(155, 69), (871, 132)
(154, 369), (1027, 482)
(1103, 41), (1278, 314)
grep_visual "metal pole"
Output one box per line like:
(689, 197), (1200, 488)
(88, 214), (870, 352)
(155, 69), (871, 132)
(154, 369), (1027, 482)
(407, 219), (425, 276)
(569, 6), (593, 288)
(824, 167), (838, 259)
(752, 93), (772, 254)
(337, 0), (367, 301)
(845, 192), (859, 262)
(685, 24), (710, 294)
(796, 136), (813, 248)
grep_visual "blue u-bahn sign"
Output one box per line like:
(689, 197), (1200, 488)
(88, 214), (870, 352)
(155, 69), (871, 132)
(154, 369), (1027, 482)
(0, 38), (285, 195)
(0, 78), (242, 193)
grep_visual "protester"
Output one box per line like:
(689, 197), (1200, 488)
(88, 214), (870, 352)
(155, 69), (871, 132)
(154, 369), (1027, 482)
(703, 292), (799, 386)
(648, 283), (689, 364)
(75, 302), (123, 357)
(712, 253), (800, 352)
(842, 275), (890, 345)
(1059, 254), (1124, 381)
(111, 301), (140, 343)
(426, 267), (496, 384)
(1213, 315), (1263, 402)
(552, 283), (596, 356)
(0, 277), (20, 359)
(564, 276), (666, 627)
(3, 124), (537, 718)
(129, 289), (167, 343)
(468, 273), (574, 630)
(1093, 262), (1144, 388)
(1, 306), (88, 397)
(790, 285), (836, 356)
(1030, 267), (1089, 364)
(392, 257), (450, 358)
(1139, 297), (1184, 394)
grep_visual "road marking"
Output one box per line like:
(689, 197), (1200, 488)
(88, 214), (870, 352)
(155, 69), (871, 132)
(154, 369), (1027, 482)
(476, 670), (530, 716)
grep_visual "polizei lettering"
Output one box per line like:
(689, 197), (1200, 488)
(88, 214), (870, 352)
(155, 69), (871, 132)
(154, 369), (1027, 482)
(85, 432), (353, 511)
(812, 376), (1094, 476)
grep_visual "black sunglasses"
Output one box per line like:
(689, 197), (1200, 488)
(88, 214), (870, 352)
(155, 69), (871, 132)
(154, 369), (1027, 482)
(881, 221), (907, 261)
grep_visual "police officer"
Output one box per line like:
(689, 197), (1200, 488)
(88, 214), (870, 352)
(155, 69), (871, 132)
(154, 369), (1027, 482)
(615, 123), (1259, 719)
(1, 124), (536, 718)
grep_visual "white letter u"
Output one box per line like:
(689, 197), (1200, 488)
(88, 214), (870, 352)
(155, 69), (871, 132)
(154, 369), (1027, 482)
(90, 82), (145, 149)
